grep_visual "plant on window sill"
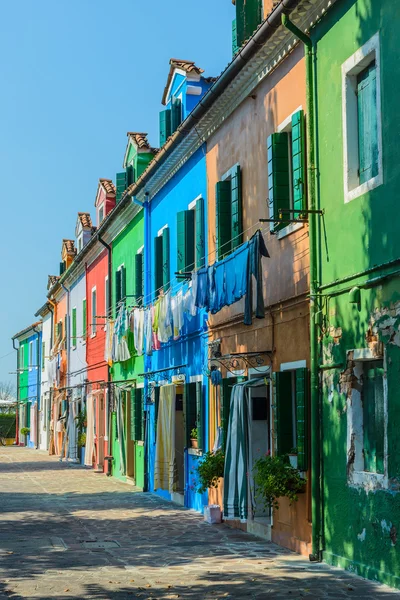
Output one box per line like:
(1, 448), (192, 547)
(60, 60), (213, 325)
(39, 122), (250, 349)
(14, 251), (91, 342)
(190, 427), (198, 449)
(195, 449), (225, 494)
(253, 453), (306, 510)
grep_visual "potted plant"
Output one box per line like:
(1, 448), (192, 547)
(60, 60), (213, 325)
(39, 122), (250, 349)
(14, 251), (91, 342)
(20, 427), (30, 437)
(253, 453), (306, 510)
(78, 432), (86, 464)
(196, 449), (225, 494)
(190, 427), (198, 449)
(288, 447), (298, 469)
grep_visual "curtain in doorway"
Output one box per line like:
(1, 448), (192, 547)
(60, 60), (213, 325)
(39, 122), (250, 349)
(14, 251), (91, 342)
(30, 404), (37, 446)
(154, 384), (178, 493)
(223, 379), (266, 522)
(85, 393), (95, 467)
(66, 392), (79, 462)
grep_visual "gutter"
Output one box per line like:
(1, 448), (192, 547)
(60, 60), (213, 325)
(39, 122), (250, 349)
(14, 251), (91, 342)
(12, 338), (19, 445)
(33, 324), (41, 450)
(282, 14), (321, 561)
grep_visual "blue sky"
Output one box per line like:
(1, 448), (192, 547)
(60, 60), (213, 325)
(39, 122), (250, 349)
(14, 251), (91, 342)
(0, 0), (234, 385)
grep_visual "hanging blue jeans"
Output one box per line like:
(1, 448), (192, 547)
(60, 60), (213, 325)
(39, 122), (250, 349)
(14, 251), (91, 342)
(244, 230), (269, 325)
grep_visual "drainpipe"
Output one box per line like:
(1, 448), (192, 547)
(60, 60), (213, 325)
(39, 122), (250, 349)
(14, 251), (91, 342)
(281, 14), (321, 561)
(47, 299), (55, 349)
(33, 324), (41, 450)
(12, 338), (19, 445)
(61, 283), (71, 392)
(143, 193), (150, 492)
(98, 234), (112, 464)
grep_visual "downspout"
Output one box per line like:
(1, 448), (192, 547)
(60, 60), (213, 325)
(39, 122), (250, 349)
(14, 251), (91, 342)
(33, 324), (41, 450)
(47, 298), (55, 450)
(143, 193), (150, 492)
(61, 283), (71, 392)
(12, 338), (19, 445)
(98, 234), (112, 463)
(282, 14), (321, 561)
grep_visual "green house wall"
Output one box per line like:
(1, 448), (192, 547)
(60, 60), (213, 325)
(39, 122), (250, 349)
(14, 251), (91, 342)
(312, 0), (400, 588)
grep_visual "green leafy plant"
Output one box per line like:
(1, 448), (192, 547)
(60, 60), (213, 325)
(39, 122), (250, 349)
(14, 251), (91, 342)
(253, 454), (306, 509)
(20, 427), (30, 436)
(77, 432), (86, 448)
(190, 427), (198, 440)
(196, 450), (225, 494)
(75, 408), (87, 432)
(290, 447), (298, 454)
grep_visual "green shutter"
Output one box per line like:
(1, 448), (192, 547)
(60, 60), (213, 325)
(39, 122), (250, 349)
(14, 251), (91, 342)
(82, 299), (87, 339)
(232, 18), (239, 56)
(183, 383), (197, 447)
(274, 371), (293, 455)
(115, 269), (122, 306)
(267, 133), (290, 233)
(231, 166), (243, 250)
(374, 367), (385, 474)
(154, 386), (160, 441)
(195, 197), (205, 269)
(221, 376), (246, 451)
(116, 171), (126, 203)
(216, 181), (232, 259)
(296, 368), (309, 471)
(236, 0), (262, 47)
(126, 164), (135, 187)
(357, 61), (378, 184)
(363, 363), (384, 474)
(72, 308), (77, 347)
(177, 210), (195, 274)
(171, 96), (182, 132)
(135, 388), (145, 441)
(59, 261), (65, 275)
(135, 252), (144, 306)
(162, 227), (170, 292)
(196, 381), (204, 451)
(64, 315), (68, 348)
(291, 110), (306, 217)
(154, 236), (163, 296)
(159, 109), (172, 146)
(41, 342), (45, 371)
(121, 266), (126, 302)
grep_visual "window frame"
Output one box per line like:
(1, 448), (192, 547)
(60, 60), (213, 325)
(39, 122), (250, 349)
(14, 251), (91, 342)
(71, 306), (77, 349)
(91, 286), (97, 338)
(29, 341), (33, 371)
(342, 32), (383, 203)
(279, 360), (307, 455)
(82, 298), (87, 345)
(98, 203), (105, 224)
(346, 348), (388, 490)
(104, 276), (109, 328)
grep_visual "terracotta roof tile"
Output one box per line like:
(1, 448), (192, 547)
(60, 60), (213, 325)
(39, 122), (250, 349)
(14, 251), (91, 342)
(99, 178), (116, 197)
(126, 132), (159, 154)
(62, 239), (76, 255)
(77, 212), (92, 229)
(162, 58), (205, 105)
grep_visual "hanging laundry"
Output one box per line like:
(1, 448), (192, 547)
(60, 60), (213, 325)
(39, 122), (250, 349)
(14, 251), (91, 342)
(151, 305), (161, 351)
(133, 308), (144, 356)
(158, 292), (173, 343)
(195, 266), (209, 309)
(144, 308), (153, 355)
(244, 229), (269, 325)
(171, 290), (184, 340)
(225, 242), (250, 305)
(104, 319), (115, 365)
(113, 305), (131, 362)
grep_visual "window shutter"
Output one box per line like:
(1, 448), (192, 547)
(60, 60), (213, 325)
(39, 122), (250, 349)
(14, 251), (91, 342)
(267, 133), (290, 233)
(126, 164), (135, 187)
(72, 308), (77, 347)
(216, 181), (232, 259)
(196, 381), (204, 451)
(115, 269), (122, 306)
(231, 165), (243, 250)
(134, 388), (145, 441)
(159, 109), (172, 146)
(121, 266), (126, 302)
(357, 61), (379, 184)
(82, 299), (87, 339)
(41, 342), (45, 371)
(116, 171), (126, 203)
(59, 262), (65, 275)
(363, 364), (384, 474)
(221, 376), (246, 451)
(232, 18), (239, 56)
(296, 368), (309, 471)
(171, 96), (182, 132)
(135, 253), (144, 306)
(236, 0), (262, 47)
(130, 389), (136, 441)
(177, 210), (195, 274)
(291, 110), (306, 217)
(274, 371), (293, 455)
(195, 197), (205, 269)
(162, 227), (170, 292)
(183, 382), (197, 447)
(64, 315), (68, 349)
(154, 386), (160, 441)
(154, 236), (163, 296)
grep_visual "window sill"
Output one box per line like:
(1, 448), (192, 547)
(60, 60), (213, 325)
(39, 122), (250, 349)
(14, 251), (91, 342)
(188, 448), (203, 456)
(90, 333), (96, 339)
(277, 221), (304, 240)
(345, 172), (383, 203)
(348, 470), (388, 491)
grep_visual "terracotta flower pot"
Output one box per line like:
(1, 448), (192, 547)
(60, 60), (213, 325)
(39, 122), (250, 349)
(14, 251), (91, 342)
(191, 438), (198, 449)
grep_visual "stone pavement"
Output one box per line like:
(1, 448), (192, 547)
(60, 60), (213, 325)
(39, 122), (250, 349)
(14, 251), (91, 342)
(0, 448), (397, 600)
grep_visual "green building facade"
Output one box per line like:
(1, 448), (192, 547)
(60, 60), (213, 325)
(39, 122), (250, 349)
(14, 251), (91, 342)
(312, 0), (400, 587)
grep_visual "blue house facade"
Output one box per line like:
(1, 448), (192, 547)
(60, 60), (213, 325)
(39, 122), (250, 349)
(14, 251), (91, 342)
(144, 60), (212, 511)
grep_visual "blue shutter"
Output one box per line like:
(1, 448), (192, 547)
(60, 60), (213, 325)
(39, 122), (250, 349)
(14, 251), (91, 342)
(357, 61), (379, 184)
(116, 172), (126, 203)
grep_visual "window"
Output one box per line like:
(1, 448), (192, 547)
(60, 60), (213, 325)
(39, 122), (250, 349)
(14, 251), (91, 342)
(42, 342), (45, 371)
(183, 381), (204, 451)
(154, 227), (170, 295)
(215, 165), (242, 259)
(56, 320), (63, 344)
(71, 307), (77, 348)
(135, 249), (144, 306)
(171, 95), (182, 132)
(177, 197), (205, 276)
(347, 351), (387, 488)
(342, 32), (382, 202)
(77, 236), (82, 253)
(115, 265), (126, 307)
(274, 363), (309, 471)
(98, 205), (104, 224)
(104, 276), (110, 317)
(29, 341), (33, 370)
(91, 288), (97, 337)
(268, 108), (306, 236)
(19, 345), (24, 371)
(126, 164), (135, 187)
(82, 298), (87, 343)
(130, 387), (145, 442)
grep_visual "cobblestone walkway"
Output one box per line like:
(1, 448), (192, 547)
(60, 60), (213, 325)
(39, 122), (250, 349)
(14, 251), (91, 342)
(0, 448), (397, 599)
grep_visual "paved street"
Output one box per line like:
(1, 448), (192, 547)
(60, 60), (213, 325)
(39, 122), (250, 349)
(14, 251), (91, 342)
(0, 448), (397, 600)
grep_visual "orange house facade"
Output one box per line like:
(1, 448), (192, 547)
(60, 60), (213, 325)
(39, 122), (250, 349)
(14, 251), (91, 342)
(205, 41), (311, 553)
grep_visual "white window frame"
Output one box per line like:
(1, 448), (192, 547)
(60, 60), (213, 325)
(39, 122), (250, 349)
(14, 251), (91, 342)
(104, 276), (109, 329)
(98, 203), (105, 224)
(20, 345), (24, 372)
(157, 225), (168, 237)
(346, 348), (388, 491)
(276, 106), (304, 240)
(342, 32), (383, 204)
(82, 298), (86, 345)
(77, 235), (83, 253)
(91, 286), (97, 338)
